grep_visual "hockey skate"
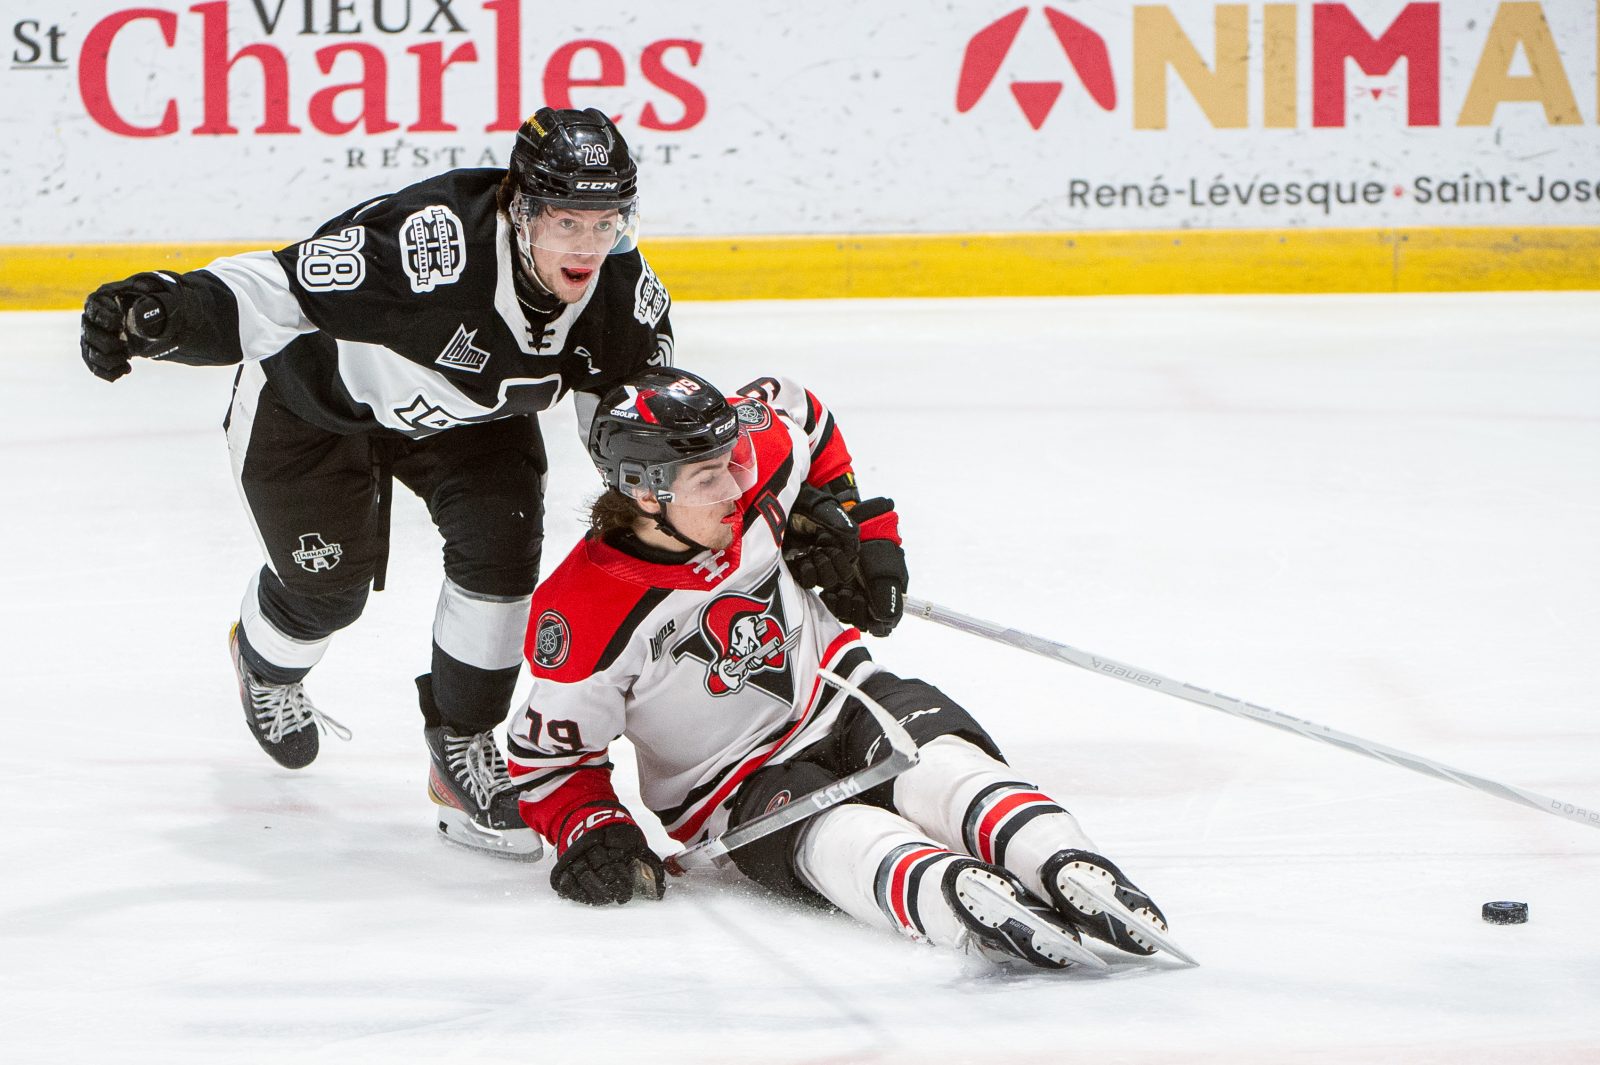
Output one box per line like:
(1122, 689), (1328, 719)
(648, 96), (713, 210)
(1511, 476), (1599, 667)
(229, 623), (350, 769)
(425, 725), (543, 861)
(1041, 849), (1184, 960)
(944, 860), (1108, 971)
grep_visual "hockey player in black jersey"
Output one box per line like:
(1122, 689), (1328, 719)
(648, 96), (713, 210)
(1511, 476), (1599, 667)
(505, 369), (1177, 970)
(77, 108), (674, 859)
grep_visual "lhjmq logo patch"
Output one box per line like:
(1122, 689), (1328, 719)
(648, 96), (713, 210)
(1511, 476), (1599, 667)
(401, 204), (466, 293)
(292, 533), (342, 573)
(533, 610), (571, 669)
(434, 324), (490, 373)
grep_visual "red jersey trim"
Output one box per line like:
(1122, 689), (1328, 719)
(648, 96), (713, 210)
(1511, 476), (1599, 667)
(804, 391), (855, 487)
(516, 765), (621, 844)
(526, 547), (667, 683)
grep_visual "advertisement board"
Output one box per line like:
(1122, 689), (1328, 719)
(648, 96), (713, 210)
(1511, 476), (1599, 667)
(4, 0), (1597, 241)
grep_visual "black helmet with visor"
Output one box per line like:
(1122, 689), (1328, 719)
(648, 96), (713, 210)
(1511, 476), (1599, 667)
(508, 107), (640, 258)
(588, 370), (758, 508)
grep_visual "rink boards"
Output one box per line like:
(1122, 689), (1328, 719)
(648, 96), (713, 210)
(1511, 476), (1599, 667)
(3, 224), (1596, 310)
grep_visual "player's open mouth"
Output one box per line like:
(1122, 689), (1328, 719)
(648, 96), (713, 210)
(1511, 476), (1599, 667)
(561, 267), (594, 284)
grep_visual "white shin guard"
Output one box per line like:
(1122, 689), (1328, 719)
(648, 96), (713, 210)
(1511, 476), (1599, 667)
(890, 735), (1098, 902)
(793, 803), (973, 949)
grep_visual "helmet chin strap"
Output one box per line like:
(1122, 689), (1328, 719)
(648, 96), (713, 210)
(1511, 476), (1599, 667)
(508, 208), (561, 313)
(650, 501), (718, 555)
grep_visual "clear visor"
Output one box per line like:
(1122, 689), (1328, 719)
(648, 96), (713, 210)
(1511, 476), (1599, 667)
(510, 193), (640, 257)
(633, 430), (758, 507)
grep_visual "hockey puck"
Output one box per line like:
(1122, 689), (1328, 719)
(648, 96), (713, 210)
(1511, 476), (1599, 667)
(1481, 900), (1528, 924)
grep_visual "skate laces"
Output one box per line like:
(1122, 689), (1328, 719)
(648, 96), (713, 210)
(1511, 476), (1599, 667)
(248, 677), (353, 744)
(442, 731), (513, 808)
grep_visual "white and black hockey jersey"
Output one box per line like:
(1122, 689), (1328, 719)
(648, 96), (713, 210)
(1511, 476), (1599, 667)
(506, 377), (880, 848)
(153, 168), (671, 438)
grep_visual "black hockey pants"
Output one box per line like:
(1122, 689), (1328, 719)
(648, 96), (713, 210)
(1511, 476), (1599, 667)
(727, 668), (1004, 906)
(225, 370), (545, 734)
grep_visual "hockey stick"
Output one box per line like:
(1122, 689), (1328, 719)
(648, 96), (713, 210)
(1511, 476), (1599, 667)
(665, 668), (921, 875)
(905, 596), (1600, 833)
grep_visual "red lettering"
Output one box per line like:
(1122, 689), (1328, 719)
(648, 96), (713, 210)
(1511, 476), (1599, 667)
(78, 6), (711, 141)
(309, 43), (397, 135)
(639, 39), (706, 131)
(408, 41), (478, 133)
(483, 0), (520, 132)
(190, 0), (300, 135)
(1312, 2), (1440, 127)
(79, 9), (178, 137)
(543, 39), (626, 121)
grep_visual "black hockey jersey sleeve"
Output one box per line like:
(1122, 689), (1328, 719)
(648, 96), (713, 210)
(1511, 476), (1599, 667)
(108, 182), (458, 371)
(114, 169), (505, 370)
(124, 168), (672, 447)
(102, 257), (308, 369)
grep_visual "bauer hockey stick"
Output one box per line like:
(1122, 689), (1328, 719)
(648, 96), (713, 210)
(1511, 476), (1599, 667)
(905, 596), (1600, 833)
(665, 668), (921, 875)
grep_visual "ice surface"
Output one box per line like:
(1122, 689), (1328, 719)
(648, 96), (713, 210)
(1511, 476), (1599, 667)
(2, 294), (1597, 1063)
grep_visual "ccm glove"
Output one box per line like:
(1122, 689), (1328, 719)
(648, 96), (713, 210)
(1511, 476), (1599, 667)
(550, 804), (667, 906)
(80, 272), (182, 382)
(784, 484), (860, 589)
(819, 497), (908, 638)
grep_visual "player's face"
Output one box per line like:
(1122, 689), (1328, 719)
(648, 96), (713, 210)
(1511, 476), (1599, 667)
(660, 455), (742, 550)
(528, 208), (619, 302)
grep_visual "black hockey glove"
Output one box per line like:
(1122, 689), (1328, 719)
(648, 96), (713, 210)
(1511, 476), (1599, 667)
(80, 272), (182, 382)
(550, 804), (667, 906)
(819, 497), (908, 638)
(783, 484), (860, 590)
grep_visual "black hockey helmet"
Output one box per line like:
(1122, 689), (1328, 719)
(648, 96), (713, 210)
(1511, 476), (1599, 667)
(588, 369), (758, 505)
(509, 107), (637, 209)
(508, 108), (639, 261)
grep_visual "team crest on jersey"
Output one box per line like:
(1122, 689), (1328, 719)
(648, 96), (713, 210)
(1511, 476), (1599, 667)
(401, 205), (466, 293)
(633, 260), (669, 328)
(533, 610), (571, 669)
(434, 324), (490, 373)
(733, 398), (771, 432)
(291, 533), (342, 573)
(672, 566), (797, 702)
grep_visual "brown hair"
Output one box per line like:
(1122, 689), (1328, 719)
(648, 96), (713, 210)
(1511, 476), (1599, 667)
(588, 489), (644, 537)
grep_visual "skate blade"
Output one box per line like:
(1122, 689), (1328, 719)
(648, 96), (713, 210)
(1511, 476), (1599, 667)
(960, 873), (1110, 972)
(434, 805), (544, 862)
(1062, 874), (1198, 966)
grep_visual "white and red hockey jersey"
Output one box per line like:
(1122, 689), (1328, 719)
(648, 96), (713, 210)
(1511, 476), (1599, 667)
(506, 376), (884, 849)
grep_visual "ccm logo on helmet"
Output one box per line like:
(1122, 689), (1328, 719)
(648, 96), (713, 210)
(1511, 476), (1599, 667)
(576, 180), (621, 191)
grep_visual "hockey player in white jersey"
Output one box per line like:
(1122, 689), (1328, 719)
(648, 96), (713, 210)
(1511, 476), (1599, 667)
(505, 368), (1174, 968)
